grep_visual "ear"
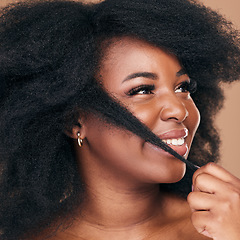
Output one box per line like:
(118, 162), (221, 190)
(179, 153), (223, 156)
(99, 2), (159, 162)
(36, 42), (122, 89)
(64, 118), (87, 140)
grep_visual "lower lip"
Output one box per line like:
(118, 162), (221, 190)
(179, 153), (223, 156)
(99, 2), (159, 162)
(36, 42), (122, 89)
(145, 142), (189, 158)
(168, 143), (188, 157)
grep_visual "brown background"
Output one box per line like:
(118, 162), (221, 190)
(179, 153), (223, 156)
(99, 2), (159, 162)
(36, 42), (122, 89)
(1, 0), (240, 177)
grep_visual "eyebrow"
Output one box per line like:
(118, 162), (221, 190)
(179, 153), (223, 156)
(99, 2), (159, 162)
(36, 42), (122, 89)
(176, 68), (187, 77)
(122, 69), (187, 83)
(122, 72), (158, 83)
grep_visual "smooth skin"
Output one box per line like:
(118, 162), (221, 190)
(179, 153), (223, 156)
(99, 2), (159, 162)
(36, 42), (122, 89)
(38, 37), (240, 240)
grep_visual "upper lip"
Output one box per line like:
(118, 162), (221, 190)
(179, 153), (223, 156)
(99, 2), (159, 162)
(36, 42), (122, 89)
(157, 128), (188, 140)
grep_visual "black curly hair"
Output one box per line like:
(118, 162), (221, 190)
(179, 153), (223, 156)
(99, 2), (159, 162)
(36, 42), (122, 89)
(0, 0), (240, 239)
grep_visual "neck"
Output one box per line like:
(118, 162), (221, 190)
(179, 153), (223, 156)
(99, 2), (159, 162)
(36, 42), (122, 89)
(65, 144), (188, 239)
(74, 144), (168, 229)
(78, 182), (164, 228)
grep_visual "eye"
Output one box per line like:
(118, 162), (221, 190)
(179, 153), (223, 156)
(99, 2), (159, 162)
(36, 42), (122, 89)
(127, 84), (155, 96)
(175, 79), (197, 94)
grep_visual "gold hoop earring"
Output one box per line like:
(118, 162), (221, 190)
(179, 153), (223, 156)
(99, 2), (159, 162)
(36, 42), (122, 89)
(77, 132), (83, 147)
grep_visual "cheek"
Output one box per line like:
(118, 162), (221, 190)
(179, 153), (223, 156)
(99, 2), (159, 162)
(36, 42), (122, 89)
(187, 101), (200, 133)
(84, 117), (140, 161)
(185, 100), (201, 147)
(84, 121), (155, 180)
(124, 101), (160, 128)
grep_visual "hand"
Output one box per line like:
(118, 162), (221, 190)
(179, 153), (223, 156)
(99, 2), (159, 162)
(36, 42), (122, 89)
(187, 162), (240, 240)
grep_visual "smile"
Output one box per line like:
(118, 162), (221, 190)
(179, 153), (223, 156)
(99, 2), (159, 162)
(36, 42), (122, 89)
(162, 138), (185, 146)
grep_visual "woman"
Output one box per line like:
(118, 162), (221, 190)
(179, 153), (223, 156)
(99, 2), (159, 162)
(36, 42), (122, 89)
(0, 0), (240, 239)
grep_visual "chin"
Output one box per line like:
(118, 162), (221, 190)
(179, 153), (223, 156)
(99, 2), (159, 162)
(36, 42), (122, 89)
(161, 161), (186, 184)
(144, 160), (186, 184)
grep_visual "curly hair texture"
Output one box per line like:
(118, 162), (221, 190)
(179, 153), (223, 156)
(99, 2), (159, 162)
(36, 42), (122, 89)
(0, 0), (240, 239)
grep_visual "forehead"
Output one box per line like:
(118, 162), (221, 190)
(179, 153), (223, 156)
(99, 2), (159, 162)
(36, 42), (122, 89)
(98, 37), (182, 80)
(101, 36), (175, 63)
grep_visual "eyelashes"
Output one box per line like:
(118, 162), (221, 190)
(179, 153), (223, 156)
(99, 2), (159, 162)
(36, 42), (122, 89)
(126, 79), (197, 96)
(175, 79), (197, 94)
(127, 84), (155, 96)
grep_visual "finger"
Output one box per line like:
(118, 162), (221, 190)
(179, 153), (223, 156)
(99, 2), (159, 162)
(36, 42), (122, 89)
(187, 191), (217, 211)
(193, 163), (240, 188)
(191, 211), (213, 238)
(193, 172), (231, 195)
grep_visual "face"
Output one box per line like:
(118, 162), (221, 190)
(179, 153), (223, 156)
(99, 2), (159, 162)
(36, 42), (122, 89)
(78, 37), (200, 186)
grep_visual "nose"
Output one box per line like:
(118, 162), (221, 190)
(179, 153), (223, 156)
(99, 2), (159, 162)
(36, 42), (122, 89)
(159, 94), (189, 123)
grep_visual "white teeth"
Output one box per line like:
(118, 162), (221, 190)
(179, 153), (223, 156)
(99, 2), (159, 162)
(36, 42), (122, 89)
(172, 139), (178, 145)
(162, 138), (185, 146)
(177, 138), (184, 145)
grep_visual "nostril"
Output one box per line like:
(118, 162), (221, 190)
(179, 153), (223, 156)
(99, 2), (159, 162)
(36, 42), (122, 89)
(168, 117), (179, 121)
